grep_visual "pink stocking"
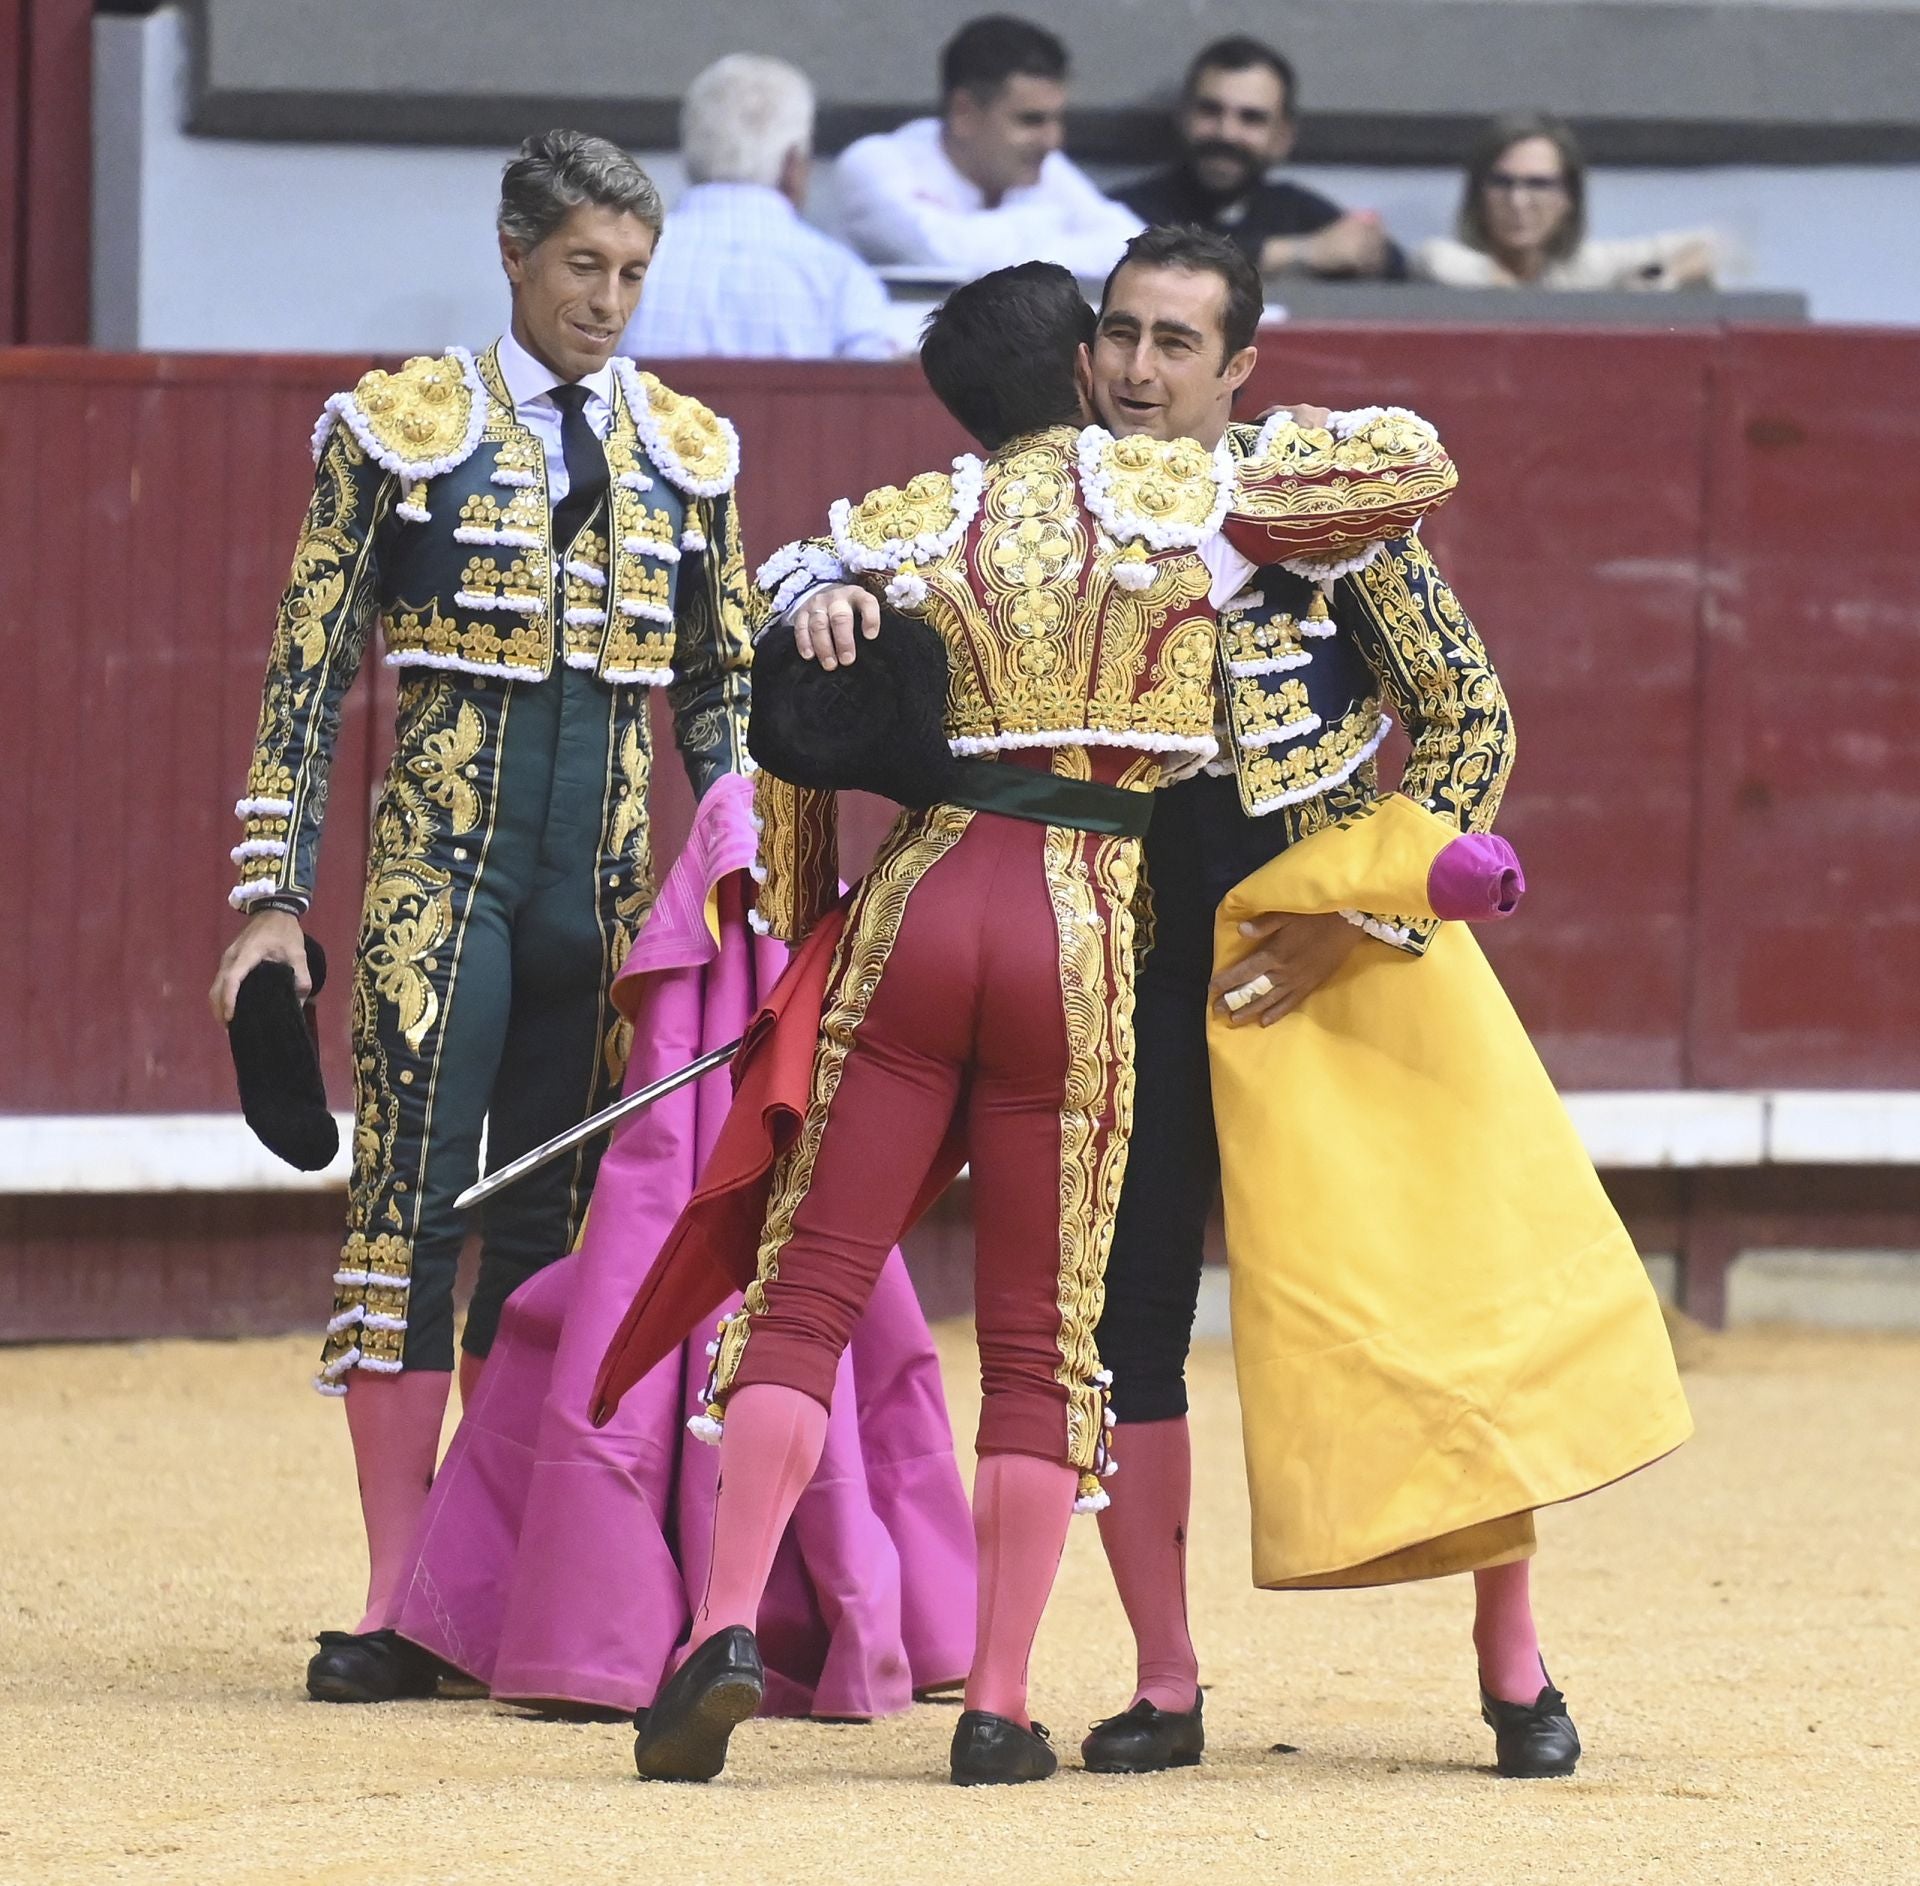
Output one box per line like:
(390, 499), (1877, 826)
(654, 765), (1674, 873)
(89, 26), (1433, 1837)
(963, 1452), (1077, 1725)
(1473, 1557), (1547, 1703)
(686, 1384), (830, 1651)
(343, 1369), (450, 1631)
(1096, 1418), (1200, 1711)
(457, 1350), (485, 1408)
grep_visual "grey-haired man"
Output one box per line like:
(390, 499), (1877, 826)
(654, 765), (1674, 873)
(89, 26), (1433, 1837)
(210, 129), (755, 1700)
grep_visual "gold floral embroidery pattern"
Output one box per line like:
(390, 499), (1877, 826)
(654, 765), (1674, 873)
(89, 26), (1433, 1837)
(1229, 412), (1458, 559)
(342, 354), (477, 471)
(1344, 538), (1514, 831)
(1236, 700), (1388, 810)
(1044, 801), (1141, 1485)
(708, 806), (975, 1414)
(1233, 675), (1317, 740)
(751, 772), (840, 944)
(236, 430), (389, 901)
(839, 469), (962, 561)
(638, 371), (738, 490)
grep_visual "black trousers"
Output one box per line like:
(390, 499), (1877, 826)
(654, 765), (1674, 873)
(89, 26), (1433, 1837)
(1097, 772), (1293, 1422)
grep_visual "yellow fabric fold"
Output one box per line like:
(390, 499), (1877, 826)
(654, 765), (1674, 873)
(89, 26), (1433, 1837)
(1209, 796), (1692, 1589)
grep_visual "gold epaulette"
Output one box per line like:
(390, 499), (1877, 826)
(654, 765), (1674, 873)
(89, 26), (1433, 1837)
(616, 361), (740, 497)
(1241, 405), (1452, 483)
(1075, 426), (1233, 551)
(829, 458), (985, 573)
(313, 348), (486, 484)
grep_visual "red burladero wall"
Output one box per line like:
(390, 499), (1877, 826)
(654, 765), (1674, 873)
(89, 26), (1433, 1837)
(2, 330), (1917, 1334)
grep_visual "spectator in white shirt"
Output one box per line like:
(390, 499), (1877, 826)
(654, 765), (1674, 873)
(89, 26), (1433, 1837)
(833, 14), (1140, 283)
(622, 54), (897, 360)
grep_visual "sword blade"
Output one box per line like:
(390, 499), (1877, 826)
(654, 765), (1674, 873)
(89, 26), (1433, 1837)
(453, 1037), (743, 1213)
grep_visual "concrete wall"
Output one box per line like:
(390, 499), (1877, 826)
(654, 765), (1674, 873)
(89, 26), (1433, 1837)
(185, 0), (1920, 162)
(96, 10), (1920, 346)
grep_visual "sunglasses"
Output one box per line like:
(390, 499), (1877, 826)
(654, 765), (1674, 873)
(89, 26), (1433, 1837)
(1485, 172), (1568, 196)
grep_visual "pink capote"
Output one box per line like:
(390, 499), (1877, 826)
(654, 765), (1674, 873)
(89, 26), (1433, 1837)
(382, 774), (976, 1717)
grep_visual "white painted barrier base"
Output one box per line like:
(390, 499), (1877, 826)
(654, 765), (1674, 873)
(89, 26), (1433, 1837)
(2, 1093), (1918, 1196)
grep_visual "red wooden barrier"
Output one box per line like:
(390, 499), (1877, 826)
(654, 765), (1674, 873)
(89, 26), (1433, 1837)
(3, 331), (1918, 1339)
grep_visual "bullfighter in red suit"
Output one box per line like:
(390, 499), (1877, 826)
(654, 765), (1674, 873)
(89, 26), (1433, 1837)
(592, 260), (1459, 1786)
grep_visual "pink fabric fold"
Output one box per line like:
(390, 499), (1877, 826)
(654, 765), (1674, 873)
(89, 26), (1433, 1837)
(1426, 831), (1527, 921)
(383, 772), (976, 1717)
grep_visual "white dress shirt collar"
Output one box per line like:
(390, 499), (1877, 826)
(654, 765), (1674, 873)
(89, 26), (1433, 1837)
(496, 327), (615, 413)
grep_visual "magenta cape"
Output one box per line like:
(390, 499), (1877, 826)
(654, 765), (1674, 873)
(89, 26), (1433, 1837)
(383, 774), (976, 1716)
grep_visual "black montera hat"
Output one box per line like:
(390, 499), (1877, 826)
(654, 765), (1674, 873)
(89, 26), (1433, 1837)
(748, 605), (961, 807)
(228, 936), (339, 1172)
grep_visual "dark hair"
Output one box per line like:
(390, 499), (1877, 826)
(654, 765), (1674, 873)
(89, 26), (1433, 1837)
(940, 14), (1068, 103)
(1099, 225), (1264, 364)
(1457, 113), (1586, 263)
(920, 262), (1094, 449)
(498, 129), (663, 247)
(1184, 34), (1296, 118)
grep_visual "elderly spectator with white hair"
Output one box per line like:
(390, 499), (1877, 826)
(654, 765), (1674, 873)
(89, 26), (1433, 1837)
(622, 54), (898, 360)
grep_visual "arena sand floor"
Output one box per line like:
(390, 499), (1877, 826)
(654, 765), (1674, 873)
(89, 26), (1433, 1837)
(1, 1319), (1914, 1886)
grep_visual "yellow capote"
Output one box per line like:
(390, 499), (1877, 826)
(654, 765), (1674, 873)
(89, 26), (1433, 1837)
(1208, 795), (1693, 1589)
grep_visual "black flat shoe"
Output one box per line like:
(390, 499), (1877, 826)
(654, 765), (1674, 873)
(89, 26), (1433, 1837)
(1481, 1678), (1582, 1778)
(305, 1629), (449, 1703)
(950, 1710), (1057, 1786)
(633, 1627), (765, 1782)
(1080, 1692), (1205, 1773)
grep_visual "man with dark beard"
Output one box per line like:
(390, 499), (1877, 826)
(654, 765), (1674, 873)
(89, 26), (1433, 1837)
(1114, 36), (1404, 281)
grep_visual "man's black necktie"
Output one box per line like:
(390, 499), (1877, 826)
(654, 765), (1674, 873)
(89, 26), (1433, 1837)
(549, 383), (610, 553)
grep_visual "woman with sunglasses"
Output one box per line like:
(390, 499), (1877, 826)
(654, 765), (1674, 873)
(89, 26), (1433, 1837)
(1418, 114), (1718, 290)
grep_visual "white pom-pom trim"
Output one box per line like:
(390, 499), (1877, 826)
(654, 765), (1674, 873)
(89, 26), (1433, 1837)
(1281, 538), (1389, 584)
(615, 359), (740, 496)
(234, 796), (294, 819)
(755, 540), (845, 596)
(623, 534), (681, 565)
(1240, 712), (1393, 816)
(948, 727), (1217, 763)
(230, 839), (288, 864)
(1241, 713), (1324, 751)
(830, 456), (983, 573)
(687, 1413), (725, 1445)
(1227, 650), (1312, 677)
(600, 665), (676, 687)
(382, 649), (541, 681)
(1110, 558), (1156, 591)
(454, 525), (541, 549)
(1075, 425), (1234, 552)
(310, 345), (488, 480)
(1341, 908), (1415, 948)
(885, 570), (929, 609)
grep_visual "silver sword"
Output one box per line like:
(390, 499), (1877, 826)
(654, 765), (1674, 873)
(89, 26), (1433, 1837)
(453, 1038), (743, 1212)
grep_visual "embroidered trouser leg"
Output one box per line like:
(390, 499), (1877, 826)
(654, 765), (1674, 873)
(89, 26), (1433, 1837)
(323, 665), (631, 1382)
(720, 803), (1138, 1479)
(1097, 773), (1290, 1423)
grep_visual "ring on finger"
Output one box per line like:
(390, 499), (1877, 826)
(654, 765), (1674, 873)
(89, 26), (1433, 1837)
(1223, 971), (1276, 1012)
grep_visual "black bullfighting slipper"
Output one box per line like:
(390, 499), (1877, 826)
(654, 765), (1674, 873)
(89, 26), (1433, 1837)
(1080, 1691), (1206, 1773)
(632, 1627), (765, 1782)
(949, 1710), (1058, 1786)
(1481, 1677), (1582, 1778)
(305, 1629), (450, 1703)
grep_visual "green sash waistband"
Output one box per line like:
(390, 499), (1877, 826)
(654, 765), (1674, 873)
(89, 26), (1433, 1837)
(942, 757), (1154, 838)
